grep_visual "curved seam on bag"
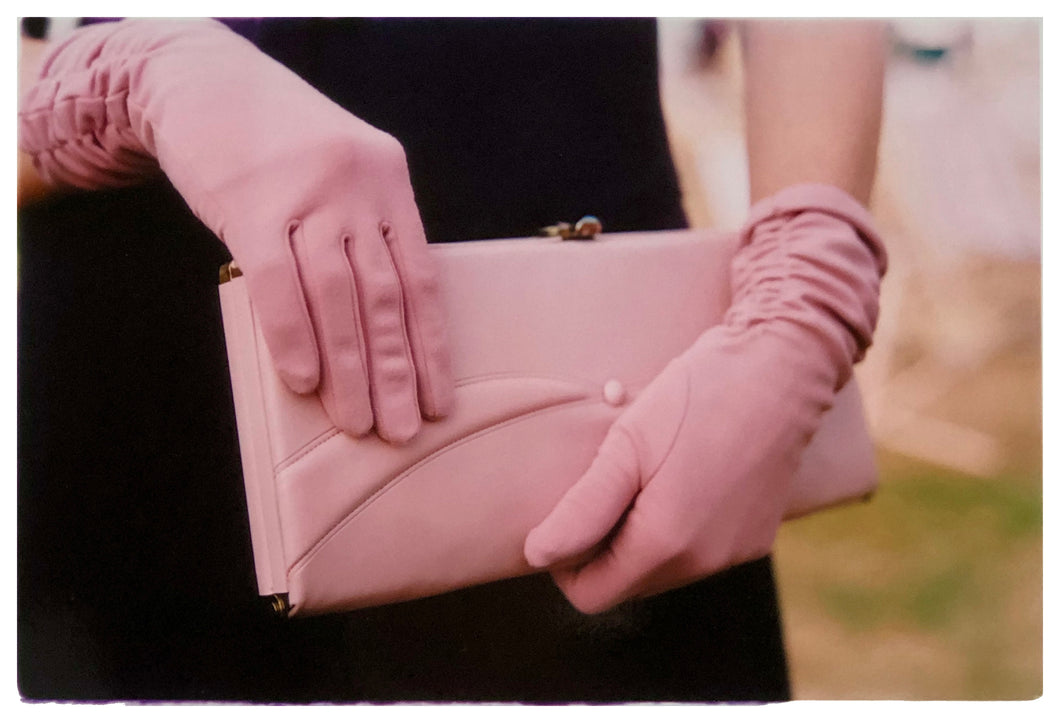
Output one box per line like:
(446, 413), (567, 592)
(287, 396), (601, 576)
(275, 428), (343, 473)
(453, 370), (603, 388)
(274, 371), (600, 473)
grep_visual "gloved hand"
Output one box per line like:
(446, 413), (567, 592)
(524, 184), (886, 614)
(19, 19), (453, 443)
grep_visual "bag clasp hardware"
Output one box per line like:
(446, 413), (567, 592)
(537, 215), (602, 241)
(219, 261), (243, 284)
(269, 593), (290, 617)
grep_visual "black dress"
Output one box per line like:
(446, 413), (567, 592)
(17, 18), (790, 702)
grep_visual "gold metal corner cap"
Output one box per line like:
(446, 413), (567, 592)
(219, 261), (243, 284)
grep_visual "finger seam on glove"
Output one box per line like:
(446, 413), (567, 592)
(631, 364), (692, 484)
(356, 224), (421, 442)
(340, 233), (373, 390)
(381, 221), (438, 417)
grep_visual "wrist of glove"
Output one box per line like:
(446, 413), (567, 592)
(524, 183), (886, 614)
(19, 19), (453, 443)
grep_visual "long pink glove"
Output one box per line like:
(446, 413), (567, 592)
(524, 184), (887, 614)
(19, 19), (453, 443)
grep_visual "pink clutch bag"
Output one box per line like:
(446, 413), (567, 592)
(219, 229), (878, 617)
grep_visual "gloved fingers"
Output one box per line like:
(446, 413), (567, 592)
(345, 223), (422, 444)
(294, 219), (374, 437)
(239, 236), (320, 395)
(524, 425), (642, 570)
(383, 203), (454, 421)
(548, 504), (676, 615)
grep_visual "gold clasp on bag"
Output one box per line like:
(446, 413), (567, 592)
(269, 593), (290, 617)
(537, 215), (602, 240)
(219, 261), (243, 284)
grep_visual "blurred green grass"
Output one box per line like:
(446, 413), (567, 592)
(796, 459), (1041, 630)
(774, 289), (1042, 700)
(776, 453), (1042, 699)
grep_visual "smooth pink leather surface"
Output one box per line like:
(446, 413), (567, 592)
(219, 228), (878, 616)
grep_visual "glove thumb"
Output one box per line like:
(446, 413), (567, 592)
(524, 425), (642, 569)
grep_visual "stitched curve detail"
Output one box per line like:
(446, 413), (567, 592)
(454, 370), (605, 390)
(273, 372), (599, 475)
(274, 428), (343, 473)
(286, 396), (601, 577)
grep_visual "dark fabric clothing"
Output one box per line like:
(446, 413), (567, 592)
(21, 17), (50, 39)
(17, 18), (790, 702)
(251, 18), (688, 242)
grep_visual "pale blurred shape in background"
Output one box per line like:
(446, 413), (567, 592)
(658, 18), (1042, 700)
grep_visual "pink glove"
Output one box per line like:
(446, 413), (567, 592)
(524, 184), (887, 614)
(19, 19), (453, 443)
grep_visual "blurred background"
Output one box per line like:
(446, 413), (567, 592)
(658, 18), (1042, 699)
(18, 15), (1042, 702)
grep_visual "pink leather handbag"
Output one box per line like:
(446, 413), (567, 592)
(219, 228), (878, 617)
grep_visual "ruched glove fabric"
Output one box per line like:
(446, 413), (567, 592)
(19, 19), (453, 443)
(524, 184), (887, 614)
